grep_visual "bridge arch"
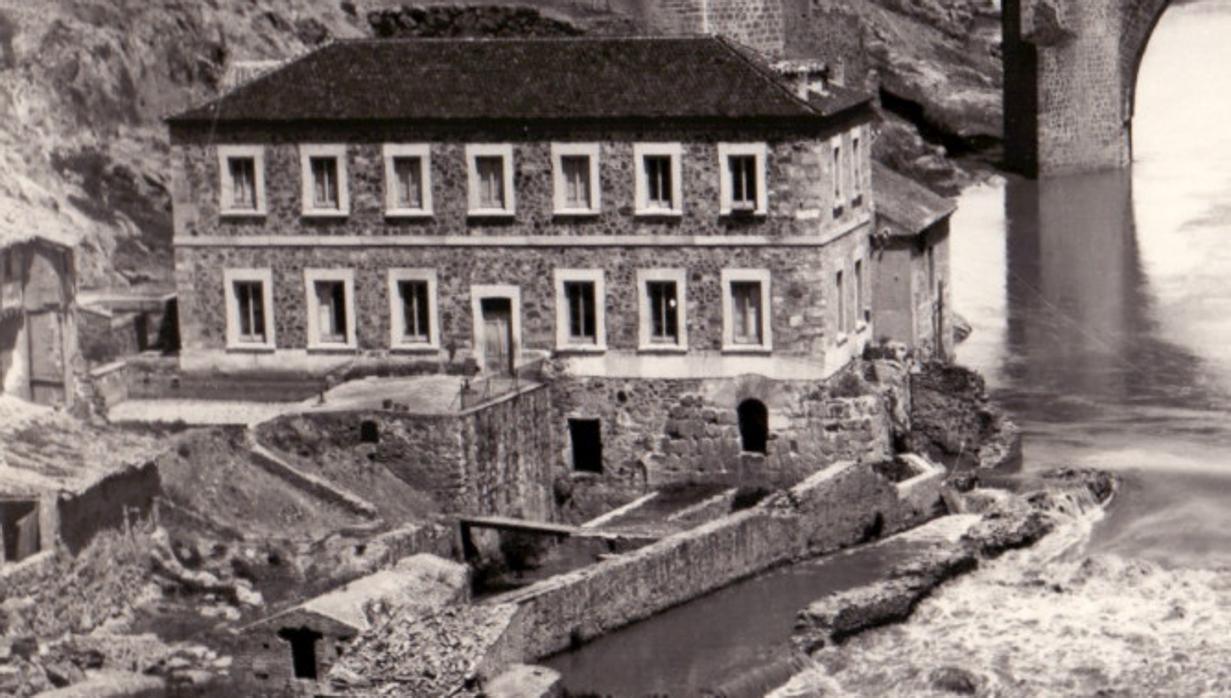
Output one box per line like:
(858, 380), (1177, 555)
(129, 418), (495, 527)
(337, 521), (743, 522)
(1004, 0), (1175, 177)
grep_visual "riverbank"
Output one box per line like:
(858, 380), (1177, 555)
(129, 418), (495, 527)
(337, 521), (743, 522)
(776, 467), (1119, 696)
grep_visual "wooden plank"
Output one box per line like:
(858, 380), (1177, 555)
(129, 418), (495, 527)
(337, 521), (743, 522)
(457, 515), (579, 537)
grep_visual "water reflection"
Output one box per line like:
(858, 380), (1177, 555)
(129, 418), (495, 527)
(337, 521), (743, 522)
(996, 172), (1216, 420)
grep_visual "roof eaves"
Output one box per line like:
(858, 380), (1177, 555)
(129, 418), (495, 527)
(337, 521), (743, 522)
(710, 35), (824, 117)
(165, 41), (334, 125)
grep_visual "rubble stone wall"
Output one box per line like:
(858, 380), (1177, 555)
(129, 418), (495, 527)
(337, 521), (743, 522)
(550, 367), (895, 496)
(57, 461), (161, 555)
(340, 458), (944, 691)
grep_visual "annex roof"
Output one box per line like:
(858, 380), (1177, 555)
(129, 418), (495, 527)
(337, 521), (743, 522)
(0, 396), (163, 497)
(872, 162), (957, 234)
(168, 36), (872, 126)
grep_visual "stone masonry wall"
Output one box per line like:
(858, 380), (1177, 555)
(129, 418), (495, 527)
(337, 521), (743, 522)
(1004, 0), (1174, 175)
(174, 243), (858, 362)
(170, 122), (872, 242)
(549, 360), (901, 496)
(328, 458), (948, 694)
(257, 386), (557, 520)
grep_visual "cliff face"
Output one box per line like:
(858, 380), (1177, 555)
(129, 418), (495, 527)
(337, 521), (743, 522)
(0, 0), (1000, 291)
(0, 0), (365, 289)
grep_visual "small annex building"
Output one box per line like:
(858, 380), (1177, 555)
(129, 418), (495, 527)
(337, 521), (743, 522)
(0, 231), (82, 409)
(871, 163), (957, 360)
(236, 554), (468, 696)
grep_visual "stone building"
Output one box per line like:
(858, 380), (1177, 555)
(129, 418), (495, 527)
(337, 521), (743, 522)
(167, 36), (881, 500)
(236, 554), (467, 697)
(0, 232), (82, 409)
(870, 163), (956, 360)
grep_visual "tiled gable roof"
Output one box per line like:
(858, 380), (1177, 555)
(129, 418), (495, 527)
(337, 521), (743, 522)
(873, 163), (957, 234)
(168, 36), (871, 125)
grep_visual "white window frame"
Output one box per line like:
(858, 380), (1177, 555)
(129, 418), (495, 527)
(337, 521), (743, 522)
(300, 144), (350, 217)
(553, 269), (606, 353)
(304, 268), (357, 350)
(854, 254), (868, 331)
(470, 284), (523, 373)
(634, 143), (684, 217)
(223, 268), (276, 351)
(382, 144), (433, 217)
(387, 268), (440, 350)
(217, 145), (267, 216)
(721, 268), (772, 353)
(831, 138), (844, 217)
(466, 144), (516, 217)
(718, 143), (768, 216)
(636, 268), (688, 352)
(551, 143), (602, 216)
(851, 130), (865, 208)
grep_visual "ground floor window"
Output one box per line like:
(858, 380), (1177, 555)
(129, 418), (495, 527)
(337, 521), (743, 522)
(554, 269), (606, 351)
(722, 269), (772, 352)
(388, 269), (439, 349)
(637, 269), (687, 351)
(224, 269), (275, 350)
(305, 269), (356, 349)
(569, 418), (603, 473)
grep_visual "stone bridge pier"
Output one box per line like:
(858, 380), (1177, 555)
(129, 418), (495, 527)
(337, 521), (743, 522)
(1004, 0), (1173, 177)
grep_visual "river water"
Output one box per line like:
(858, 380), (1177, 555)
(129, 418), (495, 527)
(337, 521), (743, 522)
(551, 2), (1231, 694)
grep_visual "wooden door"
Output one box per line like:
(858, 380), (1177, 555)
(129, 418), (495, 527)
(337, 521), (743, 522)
(26, 310), (65, 406)
(480, 298), (513, 375)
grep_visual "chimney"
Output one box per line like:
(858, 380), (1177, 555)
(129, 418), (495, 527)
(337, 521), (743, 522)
(772, 59), (832, 101)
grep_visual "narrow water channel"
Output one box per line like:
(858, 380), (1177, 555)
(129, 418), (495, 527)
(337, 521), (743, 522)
(549, 2), (1231, 694)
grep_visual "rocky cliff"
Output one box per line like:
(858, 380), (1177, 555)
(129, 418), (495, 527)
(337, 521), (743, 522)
(0, 0), (1001, 291)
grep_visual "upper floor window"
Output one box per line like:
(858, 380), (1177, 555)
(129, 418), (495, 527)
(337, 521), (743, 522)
(383, 144), (433, 217)
(305, 268), (356, 350)
(637, 269), (687, 351)
(722, 269), (772, 352)
(553, 269), (606, 351)
(719, 143), (768, 216)
(388, 269), (439, 350)
(223, 268), (275, 350)
(634, 143), (683, 216)
(552, 143), (601, 215)
(851, 134), (865, 208)
(217, 146), (266, 216)
(832, 142), (844, 218)
(466, 144), (516, 217)
(300, 145), (349, 217)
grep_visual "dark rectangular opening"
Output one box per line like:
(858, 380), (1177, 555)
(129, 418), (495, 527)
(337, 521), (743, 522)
(278, 627), (323, 680)
(1, 500), (40, 563)
(569, 419), (603, 473)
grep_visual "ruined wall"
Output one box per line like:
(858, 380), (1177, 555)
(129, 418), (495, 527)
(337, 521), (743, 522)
(57, 461), (161, 554)
(460, 385), (558, 521)
(258, 386), (558, 521)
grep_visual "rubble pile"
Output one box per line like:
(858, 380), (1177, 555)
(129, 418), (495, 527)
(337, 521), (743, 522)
(328, 603), (521, 696)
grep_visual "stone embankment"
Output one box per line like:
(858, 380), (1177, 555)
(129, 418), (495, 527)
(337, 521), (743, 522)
(791, 467), (1118, 655)
(906, 362), (1022, 470)
(327, 456), (949, 696)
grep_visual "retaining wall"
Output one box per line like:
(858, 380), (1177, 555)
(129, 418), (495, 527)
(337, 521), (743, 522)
(330, 457), (945, 693)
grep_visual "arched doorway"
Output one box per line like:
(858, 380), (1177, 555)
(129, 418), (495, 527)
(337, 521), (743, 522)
(737, 399), (768, 454)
